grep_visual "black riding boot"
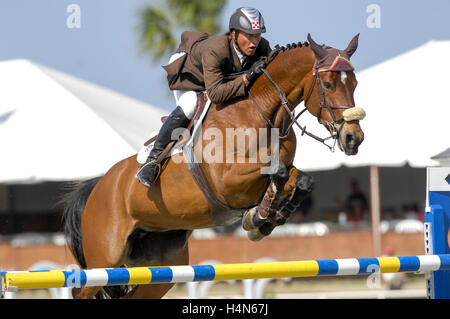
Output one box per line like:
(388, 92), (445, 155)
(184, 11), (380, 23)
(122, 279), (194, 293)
(136, 106), (190, 188)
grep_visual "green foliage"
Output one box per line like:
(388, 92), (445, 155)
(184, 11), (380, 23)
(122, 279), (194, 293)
(138, 0), (226, 63)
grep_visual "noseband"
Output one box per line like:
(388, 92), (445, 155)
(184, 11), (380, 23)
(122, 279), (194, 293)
(248, 66), (365, 152)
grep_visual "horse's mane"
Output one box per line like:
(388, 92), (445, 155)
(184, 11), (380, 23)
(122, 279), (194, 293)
(266, 41), (310, 65)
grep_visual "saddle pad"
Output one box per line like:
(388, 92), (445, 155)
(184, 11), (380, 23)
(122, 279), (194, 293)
(136, 98), (212, 164)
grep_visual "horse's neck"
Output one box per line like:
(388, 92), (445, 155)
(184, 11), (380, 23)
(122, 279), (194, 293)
(250, 46), (315, 127)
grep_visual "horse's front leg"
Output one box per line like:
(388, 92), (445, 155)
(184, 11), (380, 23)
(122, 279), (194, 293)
(242, 165), (314, 241)
(240, 161), (292, 240)
(241, 161), (288, 238)
(273, 167), (314, 226)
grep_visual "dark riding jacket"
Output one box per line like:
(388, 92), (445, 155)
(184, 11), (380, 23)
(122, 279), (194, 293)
(162, 31), (271, 104)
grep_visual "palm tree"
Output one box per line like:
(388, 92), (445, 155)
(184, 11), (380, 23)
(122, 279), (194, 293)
(137, 0), (226, 63)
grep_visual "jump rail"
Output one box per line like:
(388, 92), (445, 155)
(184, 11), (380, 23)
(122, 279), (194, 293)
(1, 167), (449, 298)
(2, 255), (450, 293)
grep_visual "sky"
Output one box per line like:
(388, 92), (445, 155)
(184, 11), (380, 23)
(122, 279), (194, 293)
(1, 0), (449, 111)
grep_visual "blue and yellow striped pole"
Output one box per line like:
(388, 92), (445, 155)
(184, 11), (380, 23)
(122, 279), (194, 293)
(2, 254), (450, 292)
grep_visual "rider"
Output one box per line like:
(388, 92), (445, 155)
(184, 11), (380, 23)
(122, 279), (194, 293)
(136, 7), (272, 188)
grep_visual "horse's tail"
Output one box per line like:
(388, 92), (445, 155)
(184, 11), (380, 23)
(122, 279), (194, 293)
(59, 176), (132, 299)
(59, 176), (102, 269)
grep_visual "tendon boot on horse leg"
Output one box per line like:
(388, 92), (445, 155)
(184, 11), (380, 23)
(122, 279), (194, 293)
(274, 172), (314, 226)
(250, 172), (314, 240)
(242, 162), (289, 241)
(136, 106), (190, 188)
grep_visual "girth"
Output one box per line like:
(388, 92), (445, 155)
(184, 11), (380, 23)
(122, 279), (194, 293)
(181, 94), (248, 225)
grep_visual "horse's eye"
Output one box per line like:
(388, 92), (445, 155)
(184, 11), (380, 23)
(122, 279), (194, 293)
(323, 81), (333, 90)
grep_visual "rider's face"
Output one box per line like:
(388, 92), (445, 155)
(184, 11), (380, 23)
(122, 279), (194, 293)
(234, 31), (261, 56)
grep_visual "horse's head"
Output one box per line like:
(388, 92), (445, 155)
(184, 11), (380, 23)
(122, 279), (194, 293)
(303, 34), (365, 155)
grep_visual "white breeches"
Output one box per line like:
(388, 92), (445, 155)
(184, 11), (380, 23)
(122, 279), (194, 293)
(168, 52), (197, 120)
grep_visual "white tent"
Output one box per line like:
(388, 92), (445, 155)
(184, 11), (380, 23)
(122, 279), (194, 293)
(0, 59), (167, 183)
(293, 40), (450, 171)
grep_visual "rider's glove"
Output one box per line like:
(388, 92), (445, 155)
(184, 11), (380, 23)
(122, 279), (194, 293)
(245, 57), (267, 83)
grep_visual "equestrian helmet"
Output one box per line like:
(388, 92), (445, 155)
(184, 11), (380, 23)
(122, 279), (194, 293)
(229, 7), (266, 34)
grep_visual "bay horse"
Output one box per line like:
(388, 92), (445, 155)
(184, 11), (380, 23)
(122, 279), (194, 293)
(61, 34), (365, 299)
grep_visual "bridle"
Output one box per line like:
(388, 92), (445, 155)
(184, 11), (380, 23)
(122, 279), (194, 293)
(302, 69), (355, 147)
(248, 65), (355, 152)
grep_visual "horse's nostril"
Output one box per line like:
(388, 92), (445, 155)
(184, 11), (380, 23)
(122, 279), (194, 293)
(346, 133), (355, 147)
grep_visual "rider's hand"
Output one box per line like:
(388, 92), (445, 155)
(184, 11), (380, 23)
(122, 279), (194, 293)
(245, 57), (266, 84)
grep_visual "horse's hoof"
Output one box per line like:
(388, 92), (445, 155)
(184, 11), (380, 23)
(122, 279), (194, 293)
(274, 212), (289, 226)
(297, 174), (314, 193)
(247, 222), (276, 241)
(242, 207), (266, 231)
(259, 222), (276, 236)
(72, 287), (81, 299)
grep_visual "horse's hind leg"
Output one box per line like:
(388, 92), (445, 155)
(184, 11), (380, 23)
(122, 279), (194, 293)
(74, 199), (136, 299)
(124, 283), (177, 299)
(123, 233), (191, 299)
(74, 285), (102, 299)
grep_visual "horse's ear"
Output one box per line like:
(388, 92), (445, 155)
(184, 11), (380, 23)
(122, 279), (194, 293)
(344, 33), (360, 58)
(307, 33), (327, 60)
